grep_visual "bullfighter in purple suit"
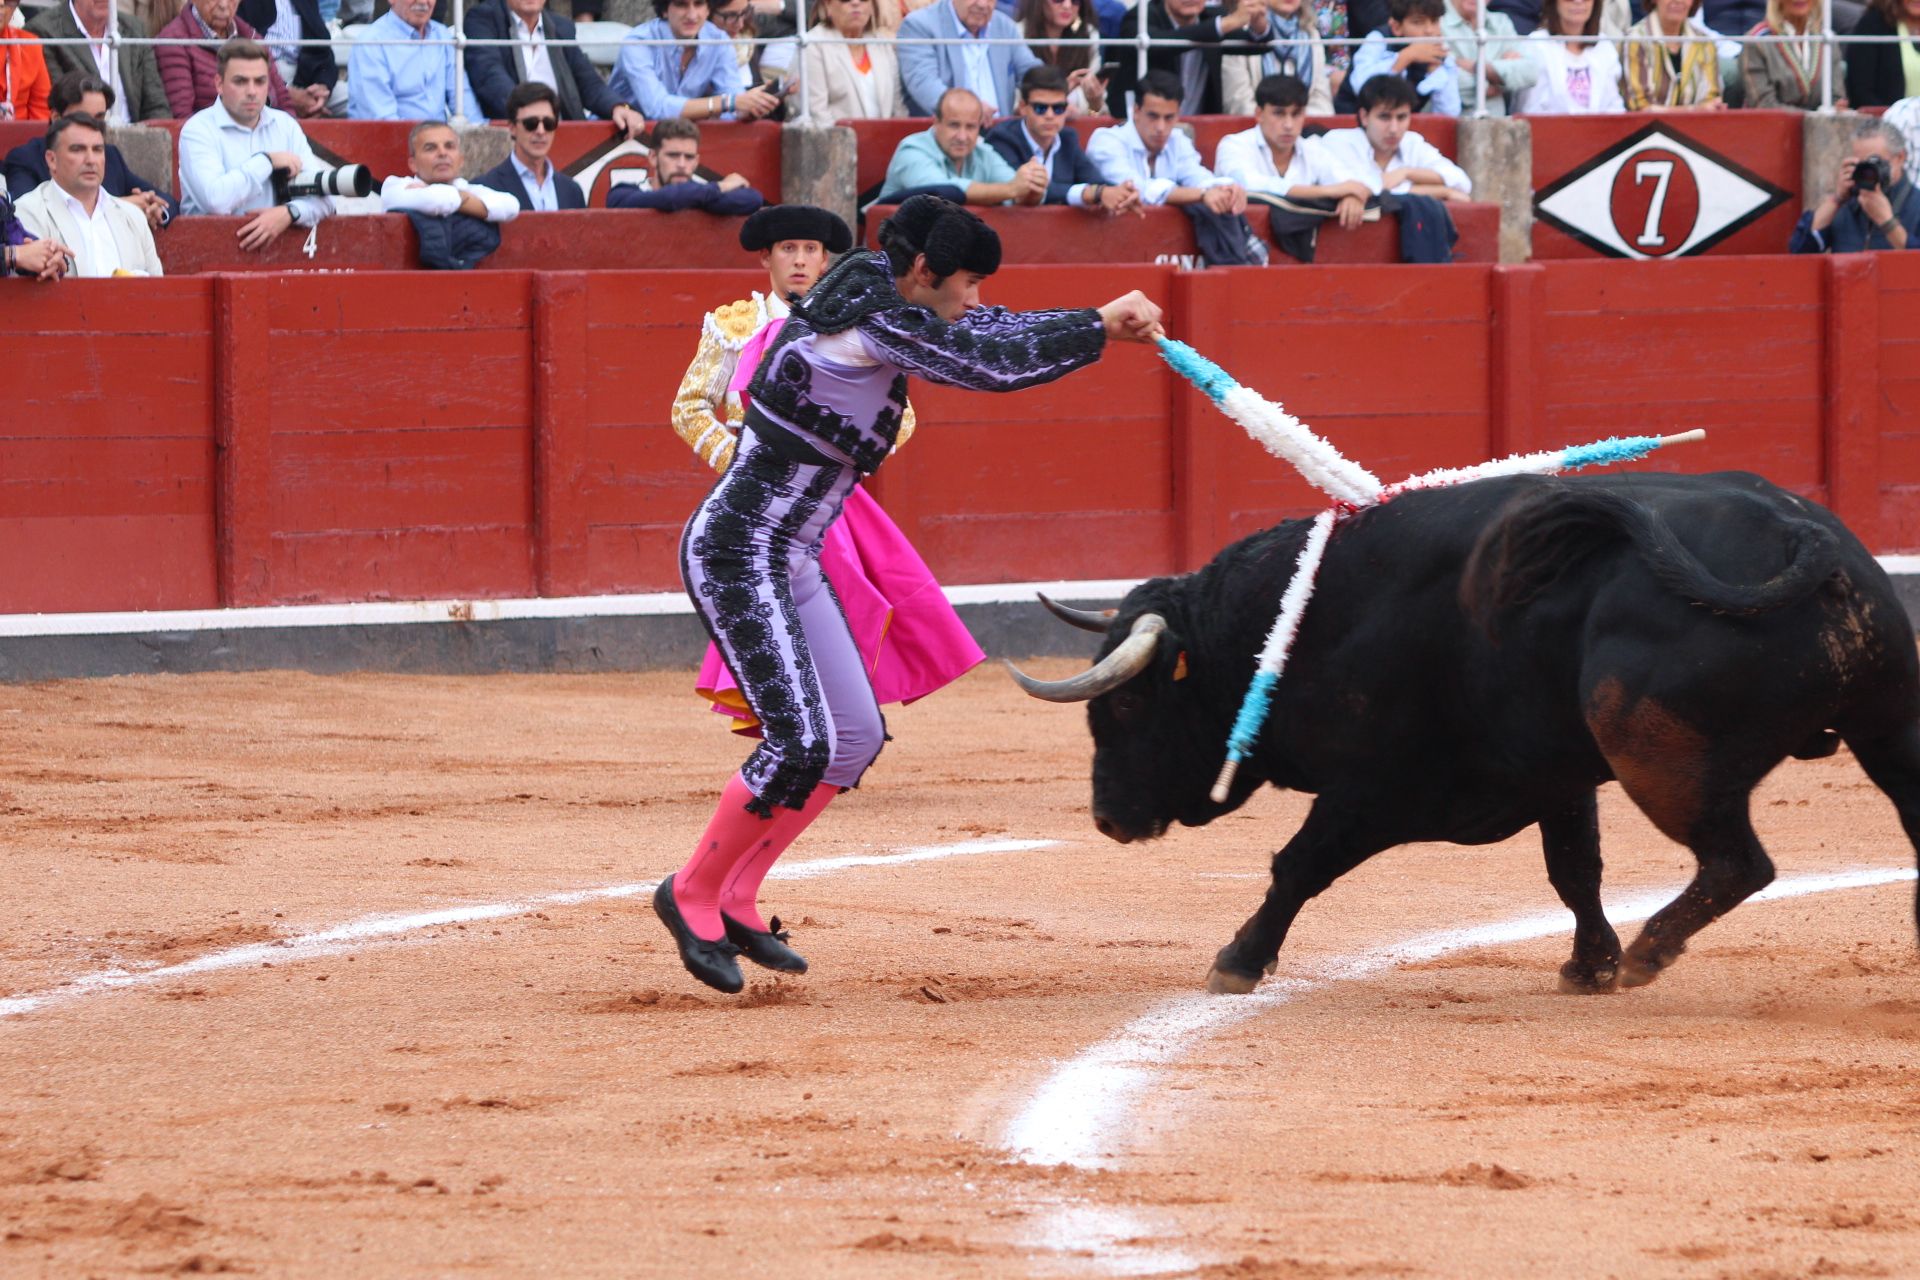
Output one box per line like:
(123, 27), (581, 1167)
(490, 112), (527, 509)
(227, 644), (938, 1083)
(654, 194), (1165, 994)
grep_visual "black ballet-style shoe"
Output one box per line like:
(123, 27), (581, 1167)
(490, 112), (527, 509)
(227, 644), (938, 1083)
(652, 875), (745, 995)
(722, 913), (808, 974)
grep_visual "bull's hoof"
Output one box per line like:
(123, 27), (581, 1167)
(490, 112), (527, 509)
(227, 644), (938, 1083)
(1619, 937), (1681, 988)
(1206, 965), (1261, 995)
(1556, 960), (1620, 994)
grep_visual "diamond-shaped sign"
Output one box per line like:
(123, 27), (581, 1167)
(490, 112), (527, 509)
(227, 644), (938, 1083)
(1533, 122), (1791, 259)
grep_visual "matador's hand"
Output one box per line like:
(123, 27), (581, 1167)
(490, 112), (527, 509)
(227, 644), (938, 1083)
(1098, 290), (1164, 344)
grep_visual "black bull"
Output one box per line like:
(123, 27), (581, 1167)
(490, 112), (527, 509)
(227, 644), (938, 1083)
(1010, 471), (1920, 995)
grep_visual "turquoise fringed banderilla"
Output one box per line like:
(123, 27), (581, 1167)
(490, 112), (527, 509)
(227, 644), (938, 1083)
(1157, 338), (1238, 406)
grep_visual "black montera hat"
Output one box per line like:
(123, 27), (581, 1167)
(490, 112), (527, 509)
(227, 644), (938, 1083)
(738, 204), (854, 254)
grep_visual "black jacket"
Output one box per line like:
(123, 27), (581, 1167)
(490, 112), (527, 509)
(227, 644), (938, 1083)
(4, 140), (179, 222)
(464, 0), (623, 120)
(238, 0), (340, 91)
(476, 155), (587, 209)
(1845, 6), (1916, 108)
(983, 118), (1105, 205)
(1109, 0), (1273, 116)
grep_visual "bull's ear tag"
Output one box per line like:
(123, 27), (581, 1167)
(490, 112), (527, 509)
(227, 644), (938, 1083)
(1173, 651), (1190, 681)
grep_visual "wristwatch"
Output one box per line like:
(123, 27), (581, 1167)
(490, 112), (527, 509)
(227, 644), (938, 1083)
(1876, 214), (1899, 235)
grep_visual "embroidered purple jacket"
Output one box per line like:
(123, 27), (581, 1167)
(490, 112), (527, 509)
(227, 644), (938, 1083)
(746, 250), (1107, 474)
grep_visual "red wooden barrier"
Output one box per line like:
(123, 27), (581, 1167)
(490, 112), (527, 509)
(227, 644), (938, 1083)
(155, 210), (774, 273)
(862, 201), (1501, 264)
(1526, 111), (1803, 261)
(5, 255), (1920, 615)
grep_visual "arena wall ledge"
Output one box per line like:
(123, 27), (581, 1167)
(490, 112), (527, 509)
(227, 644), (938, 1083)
(3, 254), (1917, 679)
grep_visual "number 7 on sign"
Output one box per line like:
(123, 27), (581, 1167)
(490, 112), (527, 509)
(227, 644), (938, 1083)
(1634, 159), (1675, 248)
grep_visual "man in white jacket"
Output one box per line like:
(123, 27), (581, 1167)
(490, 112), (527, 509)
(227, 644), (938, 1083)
(1214, 73), (1373, 228)
(15, 114), (164, 276)
(379, 121), (521, 224)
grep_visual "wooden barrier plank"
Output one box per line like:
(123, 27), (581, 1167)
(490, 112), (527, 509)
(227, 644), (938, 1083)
(271, 427), (533, 530)
(266, 331), (533, 433)
(0, 515), (219, 613)
(1826, 254), (1881, 548)
(1489, 263), (1543, 460)
(535, 273), (593, 597)
(0, 439), (214, 518)
(265, 270), (534, 332)
(268, 527), (534, 604)
(216, 274), (275, 607)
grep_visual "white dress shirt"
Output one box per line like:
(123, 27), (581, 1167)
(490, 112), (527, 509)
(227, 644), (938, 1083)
(57, 185), (125, 277)
(380, 174), (522, 222)
(957, 24), (1001, 111)
(1085, 119), (1230, 206)
(179, 99), (334, 223)
(1213, 127), (1341, 198)
(1317, 126), (1471, 196)
(512, 14), (559, 93)
(511, 153), (560, 211)
(70, 2), (128, 125)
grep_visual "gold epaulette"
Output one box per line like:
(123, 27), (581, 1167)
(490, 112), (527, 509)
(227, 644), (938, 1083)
(708, 298), (763, 348)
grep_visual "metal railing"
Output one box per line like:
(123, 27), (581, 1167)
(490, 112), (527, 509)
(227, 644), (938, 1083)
(0, 4), (1903, 124)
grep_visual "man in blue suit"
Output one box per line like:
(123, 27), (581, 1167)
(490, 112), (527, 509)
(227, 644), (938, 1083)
(475, 83), (589, 210)
(897, 0), (1040, 117)
(3, 73), (177, 228)
(464, 0), (647, 134)
(984, 65), (1140, 212)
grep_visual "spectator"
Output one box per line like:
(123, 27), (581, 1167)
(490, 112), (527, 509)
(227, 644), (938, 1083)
(1513, 0), (1623, 111)
(1490, 0), (1542, 30)
(239, 0), (339, 116)
(1622, 0), (1726, 109)
(156, 0), (292, 118)
(1087, 68), (1245, 207)
(1346, 0), (1461, 115)
(3, 189), (75, 279)
(875, 86), (1046, 204)
(1110, 0), (1274, 116)
(985, 65), (1138, 211)
(2, 0), (53, 120)
(350, 0), (482, 120)
(1889, 95), (1920, 158)
(130, 0), (187, 40)
(465, 0), (647, 132)
(1018, 0), (1110, 114)
(179, 40), (336, 249)
(475, 81), (586, 209)
(1320, 72), (1470, 200)
(380, 119), (521, 219)
(712, 0), (795, 93)
(1440, 0), (1536, 114)
(610, 0), (782, 121)
(1223, 0), (1336, 114)
(29, 0), (171, 122)
(607, 116), (769, 210)
(1741, 0), (1839, 108)
(798, 0), (908, 124)
(1316, 0), (1352, 88)
(6, 73), (176, 230)
(1216, 73), (1370, 224)
(1846, 0), (1920, 107)
(13, 113), (164, 275)
(897, 0), (1041, 116)
(1789, 118), (1917, 252)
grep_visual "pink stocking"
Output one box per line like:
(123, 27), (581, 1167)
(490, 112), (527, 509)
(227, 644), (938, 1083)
(674, 773), (779, 940)
(720, 783), (836, 932)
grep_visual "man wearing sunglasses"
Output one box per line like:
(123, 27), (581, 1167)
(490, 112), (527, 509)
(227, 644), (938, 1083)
(985, 64), (1139, 214)
(477, 82), (587, 210)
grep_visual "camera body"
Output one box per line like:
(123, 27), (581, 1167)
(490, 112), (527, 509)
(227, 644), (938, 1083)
(270, 162), (374, 203)
(1853, 154), (1892, 193)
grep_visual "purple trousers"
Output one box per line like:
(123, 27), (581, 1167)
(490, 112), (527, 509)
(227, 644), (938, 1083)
(679, 427), (887, 816)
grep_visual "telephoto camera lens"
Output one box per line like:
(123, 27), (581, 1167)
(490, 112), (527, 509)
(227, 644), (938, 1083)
(286, 163), (375, 200)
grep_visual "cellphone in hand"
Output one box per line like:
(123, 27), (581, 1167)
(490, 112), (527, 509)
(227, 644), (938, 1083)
(1096, 61), (1123, 80)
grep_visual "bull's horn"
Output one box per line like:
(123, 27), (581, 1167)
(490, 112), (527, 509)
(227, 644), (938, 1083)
(1005, 613), (1167, 703)
(1036, 592), (1116, 633)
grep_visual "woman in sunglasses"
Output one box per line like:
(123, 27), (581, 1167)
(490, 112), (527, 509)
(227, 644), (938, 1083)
(799, 0), (908, 123)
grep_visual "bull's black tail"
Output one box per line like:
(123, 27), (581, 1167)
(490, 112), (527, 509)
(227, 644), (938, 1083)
(1461, 484), (1843, 628)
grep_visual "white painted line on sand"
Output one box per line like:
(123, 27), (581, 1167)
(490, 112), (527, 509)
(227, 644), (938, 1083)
(1004, 865), (1918, 1169)
(0, 837), (1059, 1021)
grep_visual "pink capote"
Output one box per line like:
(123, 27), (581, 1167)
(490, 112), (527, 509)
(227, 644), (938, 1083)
(694, 317), (985, 734)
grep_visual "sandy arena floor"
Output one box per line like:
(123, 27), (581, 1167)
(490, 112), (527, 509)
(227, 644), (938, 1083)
(1, 665), (1917, 1279)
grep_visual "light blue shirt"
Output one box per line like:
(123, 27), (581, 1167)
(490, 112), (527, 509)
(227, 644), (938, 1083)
(349, 10), (482, 121)
(609, 18), (749, 121)
(1350, 28), (1463, 117)
(511, 153), (559, 211)
(880, 128), (1016, 199)
(178, 99), (332, 224)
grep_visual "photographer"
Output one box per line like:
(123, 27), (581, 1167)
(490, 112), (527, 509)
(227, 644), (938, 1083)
(1790, 118), (1919, 254)
(179, 40), (337, 251)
